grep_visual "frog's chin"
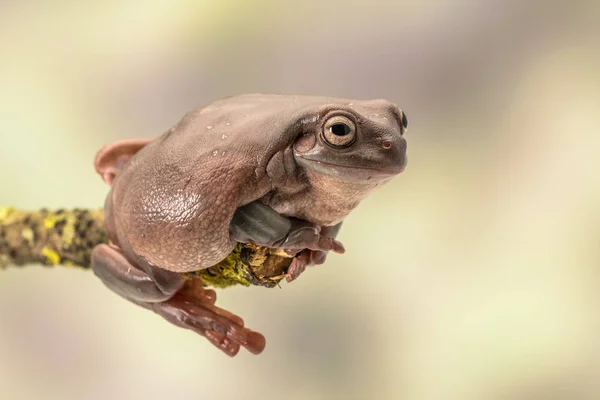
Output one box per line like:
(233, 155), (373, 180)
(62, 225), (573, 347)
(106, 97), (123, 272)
(295, 155), (404, 182)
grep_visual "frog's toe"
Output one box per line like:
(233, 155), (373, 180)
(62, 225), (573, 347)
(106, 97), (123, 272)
(150, 280), (266, 356)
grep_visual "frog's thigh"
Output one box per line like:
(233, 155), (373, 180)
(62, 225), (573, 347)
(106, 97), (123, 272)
(91, 244), (182, 303)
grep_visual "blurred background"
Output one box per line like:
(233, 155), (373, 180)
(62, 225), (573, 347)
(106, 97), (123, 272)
(1, 0), (599, 399)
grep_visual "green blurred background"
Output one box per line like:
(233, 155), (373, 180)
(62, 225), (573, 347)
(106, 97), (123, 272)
(1, 1), (599, 399)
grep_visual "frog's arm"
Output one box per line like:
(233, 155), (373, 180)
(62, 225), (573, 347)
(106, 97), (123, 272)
(0, 207), (294, 289)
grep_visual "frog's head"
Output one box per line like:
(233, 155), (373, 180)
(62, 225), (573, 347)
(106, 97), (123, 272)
(293, 99), (408, 183)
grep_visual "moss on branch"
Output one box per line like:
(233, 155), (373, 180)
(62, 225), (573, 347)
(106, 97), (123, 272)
(0, 207), (294, 289)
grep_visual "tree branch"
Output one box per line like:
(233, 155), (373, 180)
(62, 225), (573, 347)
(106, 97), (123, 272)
(0, 207), (294, 288)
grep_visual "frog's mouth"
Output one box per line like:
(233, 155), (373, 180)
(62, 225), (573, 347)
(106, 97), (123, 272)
(295, 155), (405, 181)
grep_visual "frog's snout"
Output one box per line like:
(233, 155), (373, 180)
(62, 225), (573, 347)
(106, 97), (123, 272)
(381, 136), (407, 172)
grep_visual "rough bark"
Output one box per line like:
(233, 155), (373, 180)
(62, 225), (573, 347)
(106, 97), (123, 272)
(0, 207), (294, 288)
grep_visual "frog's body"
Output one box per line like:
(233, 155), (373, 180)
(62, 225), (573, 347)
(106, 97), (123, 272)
(92, 94), (408, 356)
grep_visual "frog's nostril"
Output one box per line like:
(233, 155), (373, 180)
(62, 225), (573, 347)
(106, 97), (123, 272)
(382, 140), (393, 149)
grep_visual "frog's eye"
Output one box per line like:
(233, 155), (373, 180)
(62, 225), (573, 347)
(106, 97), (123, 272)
(401, 112), (408, 130)
(323, 115), (356, 147)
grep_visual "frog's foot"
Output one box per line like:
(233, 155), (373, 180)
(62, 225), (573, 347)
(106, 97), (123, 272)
(149, 279), (266, 357)
(276, 220), (346, 254)
(286, 249), (328, 282)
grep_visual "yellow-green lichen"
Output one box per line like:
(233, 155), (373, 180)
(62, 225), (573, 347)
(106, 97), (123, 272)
(43, 213), (62, 229)
(21, 228), (34, 246)
(0, 207), (15, 222)
(43, 212), (76, 246)
(41, 246), (61, 265)
(61, 215), (76, 246)
(186, 245), (251, 288)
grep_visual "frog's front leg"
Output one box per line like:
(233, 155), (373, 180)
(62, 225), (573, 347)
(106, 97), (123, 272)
(230, 201), (345, 281)
(90, 244), (266, 356)
(285, 222), (343, 282)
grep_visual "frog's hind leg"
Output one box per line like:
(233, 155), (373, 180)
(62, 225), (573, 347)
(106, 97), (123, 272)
(90, 244), (266, 356)
(91, 244), (181, 302)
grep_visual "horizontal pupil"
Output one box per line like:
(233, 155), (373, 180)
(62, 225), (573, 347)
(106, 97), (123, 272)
(330, 124), (349, 136)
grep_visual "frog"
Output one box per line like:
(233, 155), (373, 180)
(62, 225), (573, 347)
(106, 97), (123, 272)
(92, 94), (408, 356)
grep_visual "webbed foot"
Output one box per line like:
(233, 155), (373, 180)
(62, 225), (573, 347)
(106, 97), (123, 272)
(91, 244), (266, 356)
(150, 279), (266, 356)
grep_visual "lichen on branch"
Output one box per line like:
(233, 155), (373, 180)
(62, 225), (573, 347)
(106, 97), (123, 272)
(0, 207), (293, 289)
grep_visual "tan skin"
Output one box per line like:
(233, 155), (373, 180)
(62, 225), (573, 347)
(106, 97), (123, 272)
(92, 94), (408, 356)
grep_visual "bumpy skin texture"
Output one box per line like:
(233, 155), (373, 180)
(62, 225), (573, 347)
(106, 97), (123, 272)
(91, 93), (408, 356)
